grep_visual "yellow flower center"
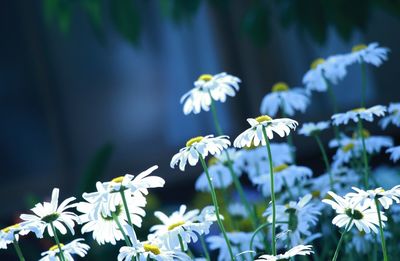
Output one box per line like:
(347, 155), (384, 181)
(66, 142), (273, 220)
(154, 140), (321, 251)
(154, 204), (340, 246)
(49, 244), (65, 251)
(144, 243), (161, 255)
(341, 143), (354, 152)
(198, 74), (213, 82)
(273, 164), (289, 173)
(310, 58), (325, 69)
(271, 82), (289, 92)
(186, 136), (204, 147)
(255, 115), (273, 123)
(208, 157), (219, 166)
(311, 190), (321, 199)
(1, 224), (20, 233)
(352, 44), (367, 52)
(376, 188), (385, 193)
(352, 129), (370, 139)
(351, 107), (366, 113)
(167, 221), (185, 231)
(111, 176), (124, 183)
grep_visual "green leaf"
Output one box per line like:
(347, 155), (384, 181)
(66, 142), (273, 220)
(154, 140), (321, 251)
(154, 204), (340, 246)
(242, 1), (270, 46)
(81, 0), (104, 40)
(110, 0), (141, 45)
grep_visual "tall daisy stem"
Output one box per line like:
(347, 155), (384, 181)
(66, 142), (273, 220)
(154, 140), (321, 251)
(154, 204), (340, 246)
(357, 118), (370, 188)
(374, 199), (388, 261)
(314, 134), (334, 190)
(112, 212), (132, 247)
(12, 236), (25, 261)
(361, 62), (366, 107)
(325, 79), (340, 139)
(209, 95), (258, 228)
(332, 218), (353, 261)
(120, 190), (133, 228)
(199, 155), (235, 261)
(50, 222), (66, 261)
(261, 127), (277, 255)
(199, 235), (211, 261)
(281, 107), (296, 163)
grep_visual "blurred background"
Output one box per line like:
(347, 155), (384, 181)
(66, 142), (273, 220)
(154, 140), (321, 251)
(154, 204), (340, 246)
(1, 0), (400, 259)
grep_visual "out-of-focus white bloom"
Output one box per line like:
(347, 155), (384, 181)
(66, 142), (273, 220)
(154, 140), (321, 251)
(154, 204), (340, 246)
(180, 73), (240, 115)
(323, 191), (386, 233)
(207, 232), (264, 261)
(387, 146), (400, 162)
(0, 223), (42, 249)
(252, 164), (312, 196)
(171, 135), (230, 171)
(234, 116), (298, 148)
(260, 82), (310, 117)
(20, 188), (78, 238)
(380, 103), (400, 129)
(348, 43), (389, 67)
(264, 195), (321, 245)
(298, 121), (330, 136)
(346, 186), (400, 209)
(236, 143), (293, 179)
(331, 105), (386, 125)
(227, 203), (248, 219)
(195, 149), (241, 192)
(39, 238), (90, 261)
(150, 205), (216, 251)
(255, 245), (314, 261)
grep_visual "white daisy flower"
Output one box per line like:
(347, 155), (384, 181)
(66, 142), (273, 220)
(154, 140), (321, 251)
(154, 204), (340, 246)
(233, 115), (298, 148)
(227, 203), (248, 219)
(331, 105), (387, 125)
(263, 194), (321, 246)
(150, 205), (216, 251)
(39, 238), (90, 261)
(298, 121), (330, 136)
(380, 103), (400, 129)
(195, 148), (241, 192)
(347, 229), (391, 254)
(346, 186), (400, 210)
(255, 244), (313, 261)
(387, 146), (400, 162)
(323, 191), (387, 233)
(170, 135), (231, 171)
(180, 73), (240, 115)
(207, 232), (264, 261)
(348, 43), (389, 67)
(0, 222), (42, 249)
(20, 188), (78, 237)
(236, 143), (293, 179)
(252, 164), (312, 196)
(260, 82), (310, 117)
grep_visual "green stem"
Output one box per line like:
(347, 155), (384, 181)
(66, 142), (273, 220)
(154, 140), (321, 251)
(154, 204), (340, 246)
(199, 235), (211, 261)
(361, 62), (366, 108)
(357, 118), (370, 189)
(50, 222), (66, 261)
(374, 199), (388, 261)
(261, 127), (276, 255)
(325, 78), (340, 140)
(120, 190), (133, 228)
(178, 234), (186, 252)
(12, 235), (25, 261)
(112, 212), (132, 247)
(314, 134), (334, 191)
(209, 92), (223, 136)
(280, 104), (296, 163)
(199, 155), (235, 261)
(332, 218), (353, 261)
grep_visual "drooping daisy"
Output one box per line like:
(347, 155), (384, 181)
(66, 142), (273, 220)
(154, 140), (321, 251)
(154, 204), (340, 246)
(298, 121), (330, 136)
(195, 148), (241, 192)
(170, 135), (231, 171)
(386, 145), (400, 162)
(380, 102), (400, 129)
(150, 205), (216, 251)
(348, 43), (389, 67)
(19, 188), (78, 237)
(263, 195), (321, 246)
(346, 186), (400, 210)
(39, 238), (90, 261)
(260, 82), (310, 117)
(207, 231), (264, 261)
(323, 191), (386, 234)
(180, 73), (241, 115)
(331, 105), (387, 125)
(252, 164), (312, 196)
(233, 116), (298, 148)
(0, 222), (42, 249)
(255, 244), (314, 261)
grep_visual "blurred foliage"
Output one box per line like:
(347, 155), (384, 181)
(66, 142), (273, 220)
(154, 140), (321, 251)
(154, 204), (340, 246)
(42, 0), (400, 45)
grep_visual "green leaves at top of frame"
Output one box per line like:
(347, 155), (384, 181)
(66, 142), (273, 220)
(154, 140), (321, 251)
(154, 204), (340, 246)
(159, 0), (202, 23)
(43, 0), (72, 33)
(110, 0), (141, 45)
